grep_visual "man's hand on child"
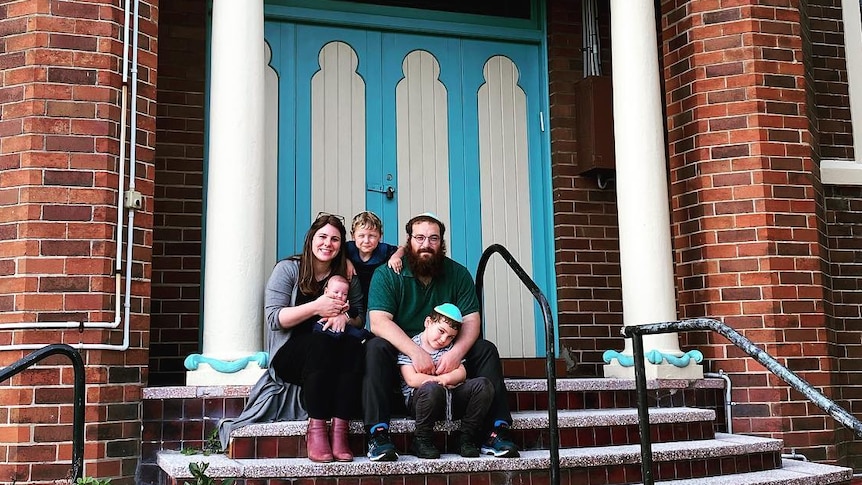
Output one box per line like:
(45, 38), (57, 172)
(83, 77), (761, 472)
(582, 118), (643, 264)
(411, 350), (436, 376)
(435, 352), (461, 375)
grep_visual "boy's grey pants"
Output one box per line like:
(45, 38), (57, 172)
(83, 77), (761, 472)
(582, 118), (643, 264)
(407, 377), (493, 440)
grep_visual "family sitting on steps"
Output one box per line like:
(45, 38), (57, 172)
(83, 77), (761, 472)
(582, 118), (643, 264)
(219, 211), (519, 462)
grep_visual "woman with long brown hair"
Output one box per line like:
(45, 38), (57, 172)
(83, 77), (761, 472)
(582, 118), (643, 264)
(219, 213), (366, 462)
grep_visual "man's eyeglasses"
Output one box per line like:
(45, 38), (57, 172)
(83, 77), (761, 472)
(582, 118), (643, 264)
(412, 234), (441, 244)
(316, 212), (345, 224)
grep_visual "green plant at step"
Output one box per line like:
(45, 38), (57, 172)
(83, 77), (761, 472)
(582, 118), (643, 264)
(76, 478), (111, 485)
(181, 428), (225, 456)
(184, 462), (235, 485)
(204, 427), (224, 454)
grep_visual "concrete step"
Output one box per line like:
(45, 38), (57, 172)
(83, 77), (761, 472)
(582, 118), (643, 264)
(157, 433), (792, 484)
(653, 458), (852, 484)
(226, 407), (716, 459)
(232, 406), (715, 436)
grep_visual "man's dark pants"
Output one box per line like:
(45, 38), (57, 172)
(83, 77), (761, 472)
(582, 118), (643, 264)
(362, 337), (513, 433)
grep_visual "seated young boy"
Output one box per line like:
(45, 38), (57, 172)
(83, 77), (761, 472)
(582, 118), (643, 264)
(396, 303), (493, 459)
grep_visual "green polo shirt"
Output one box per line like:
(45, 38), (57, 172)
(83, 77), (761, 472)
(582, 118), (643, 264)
(367, 256), (480, 337)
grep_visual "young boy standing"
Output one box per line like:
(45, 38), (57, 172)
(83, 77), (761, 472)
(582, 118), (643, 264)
(346, 211), (403, 308)
(396, 303), (494, 459)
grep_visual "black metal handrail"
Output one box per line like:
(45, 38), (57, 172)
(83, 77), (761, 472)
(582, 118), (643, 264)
(0, 344), (85, 482)
(623, 317), (862, 485)
(475, 244), (559, 485)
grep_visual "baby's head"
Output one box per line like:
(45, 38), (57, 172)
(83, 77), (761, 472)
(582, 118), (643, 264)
(423, 303), (463, 350)
(351, 211), (384, 255)
(324, 275), (350, 302)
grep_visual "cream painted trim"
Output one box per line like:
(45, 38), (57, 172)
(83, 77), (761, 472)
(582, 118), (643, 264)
(821, 159), (862, 184)
(311, 42), (367, 219)
(843, 0), (862, 165)
(395, 50), (452, 240)
(477, 55), (536, 358)
(264, 42), (278, 282)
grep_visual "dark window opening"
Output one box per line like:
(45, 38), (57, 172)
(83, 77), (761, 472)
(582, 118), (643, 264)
(346, 0), (532, 20)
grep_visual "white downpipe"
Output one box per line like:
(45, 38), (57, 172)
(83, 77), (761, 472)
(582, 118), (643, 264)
(0, 0), (138, 350)
(704, 371), (733, 433)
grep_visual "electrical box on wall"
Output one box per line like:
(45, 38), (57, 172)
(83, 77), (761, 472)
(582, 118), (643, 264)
(574, 75), (615, 176)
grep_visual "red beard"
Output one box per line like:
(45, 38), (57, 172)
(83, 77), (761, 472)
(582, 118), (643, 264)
(406, 241), (446, 279)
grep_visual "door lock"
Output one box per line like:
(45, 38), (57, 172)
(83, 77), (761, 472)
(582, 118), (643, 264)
(367, 185), (396, 200)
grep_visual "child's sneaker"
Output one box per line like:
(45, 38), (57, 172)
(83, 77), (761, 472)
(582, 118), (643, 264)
(366, 427), (398, 461)
(480, 425), (520, 458)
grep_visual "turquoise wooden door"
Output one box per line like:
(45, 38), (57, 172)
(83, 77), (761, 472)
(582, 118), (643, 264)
(264, 21), (553, 357)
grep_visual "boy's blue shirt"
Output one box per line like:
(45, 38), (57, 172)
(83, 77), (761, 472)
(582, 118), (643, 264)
(346, 240), (398, 307)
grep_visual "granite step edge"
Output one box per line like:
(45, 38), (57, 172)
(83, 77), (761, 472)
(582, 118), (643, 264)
(231, 406), (715, 437)
(142, 377), (725, 399)
(159, 433), (781, 479)
(652, 458), (852, 485)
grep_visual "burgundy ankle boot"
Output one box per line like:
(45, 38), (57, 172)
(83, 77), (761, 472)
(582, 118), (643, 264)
(330, 417), (353, 462)
(306, 418), (333, 462)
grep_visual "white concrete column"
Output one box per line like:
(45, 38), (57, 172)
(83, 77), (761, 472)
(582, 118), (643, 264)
(186, 0), (267, 385)
(603, 0), (702, 379)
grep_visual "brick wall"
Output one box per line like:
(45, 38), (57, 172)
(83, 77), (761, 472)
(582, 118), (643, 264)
(826, 185), (862, 470)
(150, 0), (207, 387)
(0, 1), (158, 483)
(663, 0), (838, 461)
(547, 0), (622, 378)
(812, 0), (862, 471)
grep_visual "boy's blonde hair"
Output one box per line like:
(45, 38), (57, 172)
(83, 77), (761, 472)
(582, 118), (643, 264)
(351, 211), (383, 235)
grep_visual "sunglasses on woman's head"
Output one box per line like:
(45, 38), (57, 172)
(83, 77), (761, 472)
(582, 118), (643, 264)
(316, 212), (345, 224)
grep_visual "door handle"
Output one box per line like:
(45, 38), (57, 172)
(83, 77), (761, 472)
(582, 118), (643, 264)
(367, 185), (396, 200)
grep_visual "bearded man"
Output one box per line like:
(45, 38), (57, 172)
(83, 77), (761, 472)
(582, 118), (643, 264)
(362, 212), (519, 461)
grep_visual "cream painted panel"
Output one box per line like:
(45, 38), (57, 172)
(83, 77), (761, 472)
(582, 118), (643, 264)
(264, 42), (278, 280)
(396, 50), (451, 246)
(311, 42), (366, 220)
(478, 55), (536, 358)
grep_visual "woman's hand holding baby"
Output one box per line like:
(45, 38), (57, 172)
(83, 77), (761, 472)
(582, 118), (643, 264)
(316, 294), (347, 316)
(317, 294), (350, 331)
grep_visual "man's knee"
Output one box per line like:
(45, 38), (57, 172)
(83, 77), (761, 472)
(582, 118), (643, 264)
(465, 339), (503, 375)
(468, 339), (500, 359)
(366, 336), (396, 356)
(365, 337), (397, 367)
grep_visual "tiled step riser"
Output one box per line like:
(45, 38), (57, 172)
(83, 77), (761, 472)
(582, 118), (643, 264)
(513, 388), (725, 412)
(156, 450), (782, 485)
(228, 422), (716, 459)
(141, 386), (726, 459)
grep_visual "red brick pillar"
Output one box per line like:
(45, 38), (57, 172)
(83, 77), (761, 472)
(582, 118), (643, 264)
(0, 1), (158, 483)
(663, 0), (838, 461)
(547, 0), (623, 378)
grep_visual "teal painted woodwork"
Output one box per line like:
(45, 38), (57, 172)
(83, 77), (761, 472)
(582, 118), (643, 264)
(261, 3), (557, 356)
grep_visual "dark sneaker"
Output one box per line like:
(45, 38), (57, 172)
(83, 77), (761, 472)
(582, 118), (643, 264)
(410, 435), (441, 459)
(458, 434), (480, 458)
(481, 426), (520, 458)
(366, 428), (398, 461)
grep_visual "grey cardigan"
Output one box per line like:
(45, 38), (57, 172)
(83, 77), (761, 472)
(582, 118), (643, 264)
(218, 258), (365, 449)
